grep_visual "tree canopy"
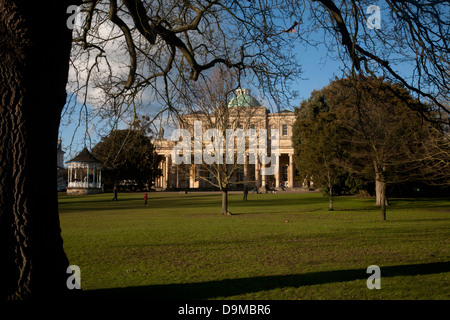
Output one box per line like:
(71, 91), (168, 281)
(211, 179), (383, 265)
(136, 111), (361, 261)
(176, 67), (249, 215)
(92, 128), (158, 189)
(293, 90), (347, 210)
(293, 76), (450, 220)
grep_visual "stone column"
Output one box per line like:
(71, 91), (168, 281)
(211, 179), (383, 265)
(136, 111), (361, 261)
(159, 160), (163, 188)
(275, 153), (280, 188)
(162, 159), (166, 188)
(289, 153), (294, 188)
(165, 155), (170, 189)
(189, 165), (195, 188)
(261, 163), (266, 189)
(155, 163), (159, 187)
(243, 153), (248, 183)
(255, 160), (260, 188)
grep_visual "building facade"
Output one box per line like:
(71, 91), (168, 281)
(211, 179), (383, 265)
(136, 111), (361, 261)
(153, 89), (298, 190)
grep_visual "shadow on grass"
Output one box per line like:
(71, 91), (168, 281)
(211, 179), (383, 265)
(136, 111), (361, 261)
(388, 198), (450, 209)
(83, 261), (449, 300)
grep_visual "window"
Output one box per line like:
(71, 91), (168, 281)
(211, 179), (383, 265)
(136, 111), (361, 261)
(282, 124), (288, 136)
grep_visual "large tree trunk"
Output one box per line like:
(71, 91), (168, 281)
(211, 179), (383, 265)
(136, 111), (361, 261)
(328, 184), (334, 211)
(374, 165), (387, 221)
(221, 189), (230, 215)
(0, 0), (78, 299)
(375, 179), (388, 207)
(380, 182), (387, 221)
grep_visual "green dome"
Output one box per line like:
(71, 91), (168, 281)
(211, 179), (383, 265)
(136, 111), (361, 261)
(228, 89), (260, 108)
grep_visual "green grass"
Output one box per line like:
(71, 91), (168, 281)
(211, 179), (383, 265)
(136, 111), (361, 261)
(58, 191), (450, 300)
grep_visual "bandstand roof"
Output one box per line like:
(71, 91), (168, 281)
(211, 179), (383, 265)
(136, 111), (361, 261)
(67, 147), (103, 164)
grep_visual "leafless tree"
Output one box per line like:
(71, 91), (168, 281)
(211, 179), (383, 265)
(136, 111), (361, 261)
(329, 76), (445, 221)
(177, 68), (261, 215)
(297, 0), (449, 124)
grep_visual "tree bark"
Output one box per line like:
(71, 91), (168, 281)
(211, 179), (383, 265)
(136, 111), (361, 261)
(221, 189), (230, 215)
(374, 165), (387, 221)
(380, 181), (387, 221)
(375, 179), (387, 206)
(0, 0), (78, 299)
(328, 184), (334, 211)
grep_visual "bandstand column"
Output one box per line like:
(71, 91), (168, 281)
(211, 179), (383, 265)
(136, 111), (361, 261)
(68, 166), (71, 185)
(93, 165), (96, 188)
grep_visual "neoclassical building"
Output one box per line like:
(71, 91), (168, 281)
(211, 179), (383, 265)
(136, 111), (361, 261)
(153, 89), (298, 190)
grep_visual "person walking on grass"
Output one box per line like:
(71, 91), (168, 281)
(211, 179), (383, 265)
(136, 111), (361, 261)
(243, 184), (248, 201)
(144, 192), (148, 206)
(112, 186), (118, 201)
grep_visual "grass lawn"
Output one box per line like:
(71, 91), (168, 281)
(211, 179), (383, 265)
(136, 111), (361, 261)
(58, 191), (450, 300)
